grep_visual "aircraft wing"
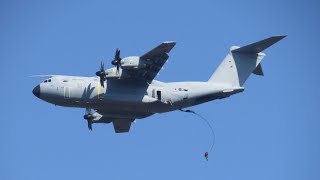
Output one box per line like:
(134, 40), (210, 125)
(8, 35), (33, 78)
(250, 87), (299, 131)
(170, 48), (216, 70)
(123, 41), (176, 82)
(95, 108), (152, 133)
(112, 119), (133, 133)
(93, 116), (134, 133)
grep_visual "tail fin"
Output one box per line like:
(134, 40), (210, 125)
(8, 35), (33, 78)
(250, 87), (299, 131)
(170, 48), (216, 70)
(208, 36), (285, 87)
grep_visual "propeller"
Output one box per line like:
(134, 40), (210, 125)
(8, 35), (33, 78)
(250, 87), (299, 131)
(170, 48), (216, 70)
(83, 108), (94, 131)
(111, 48), (122, 73)
(95, 62), (106, 88)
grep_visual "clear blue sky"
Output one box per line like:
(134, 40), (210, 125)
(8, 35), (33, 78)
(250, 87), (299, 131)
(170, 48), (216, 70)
(1, 0), (319, 179)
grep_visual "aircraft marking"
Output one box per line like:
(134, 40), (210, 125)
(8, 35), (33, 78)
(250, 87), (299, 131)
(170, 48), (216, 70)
(97, 82), (100, 98)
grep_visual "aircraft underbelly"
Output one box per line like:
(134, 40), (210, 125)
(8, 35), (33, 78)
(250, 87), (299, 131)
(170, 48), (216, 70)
(96, 102), (153, 119)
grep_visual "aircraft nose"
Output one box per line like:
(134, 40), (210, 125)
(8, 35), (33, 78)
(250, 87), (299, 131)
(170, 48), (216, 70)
(32, 85), (40, 98)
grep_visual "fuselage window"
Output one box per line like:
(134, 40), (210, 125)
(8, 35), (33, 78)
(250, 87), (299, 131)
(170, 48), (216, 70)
(178, 88), (188, 91)
(44, 80), (48, 83)
(48, 79), (51, 82)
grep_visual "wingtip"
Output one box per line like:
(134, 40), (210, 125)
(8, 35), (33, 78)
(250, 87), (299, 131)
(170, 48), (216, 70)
(272, 35), (287, 40)
(163, 41), (176, 44)
(265, 35), (286, 44)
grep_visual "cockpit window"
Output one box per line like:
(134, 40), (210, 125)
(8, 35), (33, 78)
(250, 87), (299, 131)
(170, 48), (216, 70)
(44, 79), (51, 83)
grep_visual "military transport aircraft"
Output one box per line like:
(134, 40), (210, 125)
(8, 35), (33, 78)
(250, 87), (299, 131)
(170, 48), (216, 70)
(32, 36), (285, 133)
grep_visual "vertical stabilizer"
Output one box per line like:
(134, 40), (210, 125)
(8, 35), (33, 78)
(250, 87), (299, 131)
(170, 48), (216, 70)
(208, 36), (285, 87)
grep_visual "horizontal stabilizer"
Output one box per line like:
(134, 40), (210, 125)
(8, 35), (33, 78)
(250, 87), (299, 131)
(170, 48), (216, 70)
(232, 36), (286, 54)
(253, 63), (264, 76)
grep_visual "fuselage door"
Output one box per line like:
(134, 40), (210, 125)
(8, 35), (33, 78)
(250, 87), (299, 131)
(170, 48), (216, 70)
(64, 86), (70, 99)
(152, 89), (162, 101)
(156, 90), (161, 101)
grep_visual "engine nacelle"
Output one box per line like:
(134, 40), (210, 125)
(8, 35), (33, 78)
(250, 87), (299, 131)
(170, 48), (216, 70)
(120, 56), (145, 69)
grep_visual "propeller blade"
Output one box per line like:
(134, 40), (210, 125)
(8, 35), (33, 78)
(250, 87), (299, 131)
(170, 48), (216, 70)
(88, 120), (93, 131)
(115, 48), (119, 60)
(100, 77), (105, 88)
(84, 108), (93, 131)
(111, 49), (122, 75)
(96, 61), (106, 88)
(100, 62), (104, 72)
(116, 49), (121, 60)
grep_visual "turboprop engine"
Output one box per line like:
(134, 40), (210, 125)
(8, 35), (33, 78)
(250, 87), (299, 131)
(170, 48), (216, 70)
(120, 56), (146, 69)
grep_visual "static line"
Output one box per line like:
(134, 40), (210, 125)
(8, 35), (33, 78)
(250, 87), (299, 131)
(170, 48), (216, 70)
(179, 109), (215, 152)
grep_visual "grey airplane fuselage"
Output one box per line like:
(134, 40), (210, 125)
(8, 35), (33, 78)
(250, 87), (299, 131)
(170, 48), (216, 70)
(31, 36), (285, 132)
(34, 75), (243, 119)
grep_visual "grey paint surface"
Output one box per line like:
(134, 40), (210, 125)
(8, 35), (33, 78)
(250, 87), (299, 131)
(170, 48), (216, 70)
(32, 36), (285, 132)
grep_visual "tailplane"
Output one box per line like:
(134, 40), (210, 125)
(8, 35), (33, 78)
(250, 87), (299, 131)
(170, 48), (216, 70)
(208, 36), (285, 87)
